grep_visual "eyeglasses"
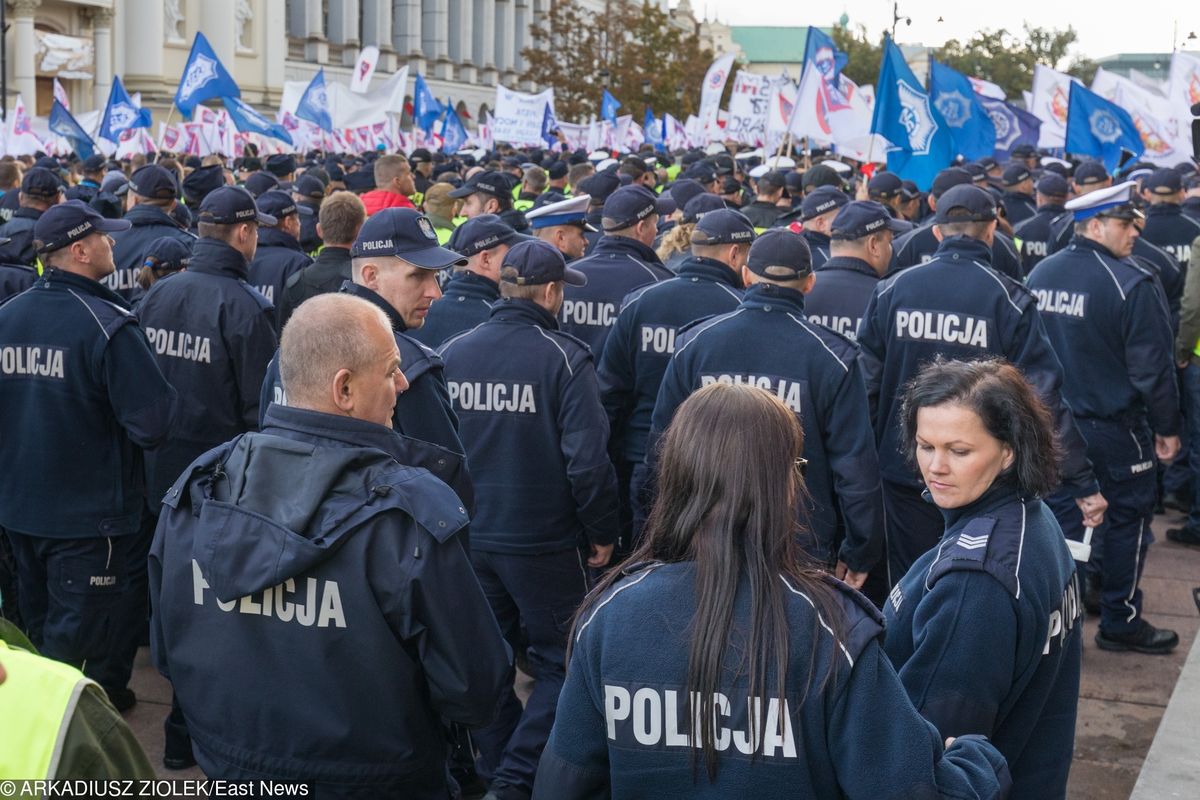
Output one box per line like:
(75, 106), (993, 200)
(794, 457), (808, 477)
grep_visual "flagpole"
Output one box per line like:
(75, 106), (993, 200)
(155, 105), (178, 157)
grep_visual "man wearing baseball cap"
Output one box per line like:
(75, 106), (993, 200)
(600, 208), (755, 544)
(1012, 173), (1070, 274)
(867, 171), (916, 231)
(649, 227), (885, 598)
(0, 167), (63, 267)
(291, 173), (326, 254)
(1140, 167), (1200, 273)
(108, 164), (195, 303)
(857, 183), (1105, 582)
(247, 190), (313, 331)
(449, 170), (527, 233)
(0, 200), (175, 714)
(999, 164), (1037, 226)
(440, 239), (617, 800)
(525, 194), (594, 260)
(784, 184), (850, 270)
(741, 170), (788, 231)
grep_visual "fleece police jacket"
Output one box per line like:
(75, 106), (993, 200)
(0, 269), (176, 538)
(857, 235), (1099, 498)
(107, 203), (196, 303)
(599, 256), (744, 464)
(891, 223), (1025, 282)
(248, 227), (311, 330)
(149, 405), (510, 796)
(535, 562), (1012, 800)
(884, 483), (1081, 800)
(439, 299), (619, 554)
(804, 255), (881, 341)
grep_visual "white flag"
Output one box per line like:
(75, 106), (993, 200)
(787, 63), (873, 155)
(6, 95), (44, 156)
(1094, 67), (1191, 165)
(53, 78), (70, 110)
(766, 80), (797, 155)
(1030, 65), (1077, 148)
(1128, 69), (1167, 98)
(725, 71), (771, 146)
(350, 46), (380, 93)
(698, 52), (737, 141)
(968, 76), (1006, 101)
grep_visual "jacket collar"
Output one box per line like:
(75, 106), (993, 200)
(592, 234), (666, 266)
(675, 255), (744, 289)
(819, 255), (880, 278)
(261, 404), (410, 462)
(932, 235), (993, 264)
(1037, 203), (1065, 215)
(12, 207), (41, 221)
(741, 281), (805, 312)
(1146, 203), (1183, 218)
(338, 280), (407, 331)
(803, 229), (831, 247)
(446, 270), (501, 301)
(937, 478), (1021, 528)
(189, 237), (251, 280)
(43, 268), (132, 310)
(1067, 235), (1118, 259)
(125, 203), (181, 228)
(258, 226), (305, 252)
(490, 297), (559, 329)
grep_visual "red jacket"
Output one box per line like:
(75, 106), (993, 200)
(361, 189), (416, 216)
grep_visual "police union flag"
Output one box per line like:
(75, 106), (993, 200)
(1064, 83), (1144, 172)
(871, 39), (953, 191)
(99, 76), (152, 143)
(929, 60), (995, 161)
(174, 32), (241, 117)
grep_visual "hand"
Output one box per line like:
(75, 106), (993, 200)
(854, 180), (869, 201)
(945, 737), (956, 748)
(1156, 434), (1182, 462)
(1178, 358), (1191, 369)
(1075, 492), (1108, 528)
(835, 561), (868, 590)
(587, 543), (614, 568)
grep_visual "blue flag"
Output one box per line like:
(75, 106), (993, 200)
(297, 69), (333, 132)
(541, 103), (559, 148)
(929, 60), (995, 161)
(174, 32), (240, 117)
(414, 75), (444, 133)
(601, 90), (621, 124)
(222, 96), (293, 145)
(441, 102), (468, 153)
(978, 95), (1041, 161)
(1065, 83), (1144, 173)
(870, 39), (954, 191)
(644, 106), (664, 151)
(49, 100), (96, 160)
(99, 76), (152, 143)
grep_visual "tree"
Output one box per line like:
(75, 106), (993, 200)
(831, 24), (884, 88)
(936, 24), (1095, 98)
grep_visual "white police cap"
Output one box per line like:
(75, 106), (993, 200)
(765, 155), (796, 169)
(1065, 179), (1144, 221)
(525, 194), (597, 231)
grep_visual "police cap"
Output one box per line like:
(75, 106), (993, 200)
(929, 167), (973, 199)
(182, 164), (225, 204)
(689, 208), (756, 245)
(745, 229), (812, 280)
(256, 189), (298, 220)
(1011, 143), (1038, 160)
(101, 173), (130, 197)
(81, 154), (107, 173)
(351, 207), (467, 269)
(546, 161), (568, 180)
(602, 185), (661, 231)
(1036, 173), (1070, 198)
(1143, 168), (1184, 195)
(35, 199), (131, 254)
(934, 185), (998, 224)
(669, 178), (707, 210)
(1066, 180), (1144, 222)
(448, 170), (517, 199)
(527, 194), (596, 231)
(800, 185), (849, 221)
(831, 201), (909, 240)
(1073, 161), (1110, 186)
(757, 171), (787, 191)
(128, 165), (178, 200)
(801, 163), (842, 191)
(682, 163), (718, 185)
(409, 148), (433, 164)
(681, 193), (727, 224)
(868, 171), (904, 199)
(143, 236), (192, 271)
(577, 172), (620, 206)
(265, 153), (297, 177)
(198, 186), (278, 226)
(1001, 164), (1032, 187)
(502, 239), (587, 286)
(293, 174), (326, 200)
(21, 168), (63, 201)
(343, 170), (377, 194)
(450, 214), (529, 256)
(244, 171), (281, 197)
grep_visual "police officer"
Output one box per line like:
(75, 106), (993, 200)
(449, 170), (528, 233)
(1140, 167), (1200, 273)
(108, 164), (195, 303)
(867, 171), (917, 231)
(410, 147), (436, 195)
(438, 240), (618, 800)
(134, 236), (192, 296)
(244, 171), (280, 198)
(137, 186), (279, 519)
(600, 209), (754, 544)
(786, 185), (849, 270)
(526, 194), (594, 260)
(575, 171), (620, 254)
(411, 215), (522, 348)
(1012, 173), (1069, 275)
(278, 192), (367, 326)
(857, 184), (1105, 582)
(892, 168), (1025, 281)
(0, 235), (33, 302)
(806, 201), (907, 341)
(740, 170), (787, 230)
(248, 190), (312, 330)
(291, 174), (326, 254)
(1182, 173), (1200, 220)
(514, 166), (545, 212)
(1045, 161), (1111, 254)
(150, 293), (509, 796)
(65, 154), (107, 205)
(560, 185), (672, 356)
(0, 168), (63, 266)
(650, 229), (885, 591)
(999, 163), (1037, 226)
(0, 201), (175, 710)
(1028, 182), (1182, 655)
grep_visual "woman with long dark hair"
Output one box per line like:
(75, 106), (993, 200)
(532, 382), (1010, 799)
(884, 358), (1082, 800)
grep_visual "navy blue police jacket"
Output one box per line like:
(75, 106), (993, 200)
(1001, 192), (1037, 227)
(802, 228), (832, 270)
(149, 404), (510, 797)
(297, 200), (322, 253)
(1026, 238), (1181, 435)
(650, 283), (884, 573)
(884, 483), (1081, 800)
(0, 269), (176, 538)
(857, 235), (1099, 497)
(0, 207), (44, 266)
(439, 299), (619, 554)
(64, 179), (100, 205)
(891, 223), (1024, 282)
(249, 227), (312, 330)
(599, 256), (745, 464)
(1140, 202), (1200, 272)
(107, 203), (196, 303)
(805, 255), (880, 341)
(1011, 203), (1065, 275)
(0, 262), (36, 302)
(1183, 195), (1200, 221)
(278, 245), (353, 327)
(535, 562), (1012, 800)
(408, 270), (500, 348)
(560, 235), (674, 357)
(0, 190), (19, 222)
(137, 237), (278, 513)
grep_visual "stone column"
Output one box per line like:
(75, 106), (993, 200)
(422, 0), (452, 79)
(474, 0), (497, 85)
(262, 0), (287, 103)
(111, 0), (125, 81)
(304, 0), (329, 63)
(448, 0), (474, 83)
(88, 8), (115, 111)
(393, 0), (424, 74)
(200, 0), (238, 66)
(494, 0), (515, 84)
(362, 0), (395, 72)
(11, 0), (40, 110)
(514, 0), (530, 89)
(329, 0), (361, 66)
(121, 0), (164, 105)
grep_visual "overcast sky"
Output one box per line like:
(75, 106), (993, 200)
(691, 0), (1198, 62)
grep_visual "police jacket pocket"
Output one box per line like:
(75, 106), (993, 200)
(1104, 425), (1156, 483)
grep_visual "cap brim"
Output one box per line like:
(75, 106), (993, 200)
(885, 218), (909, 234)
(255, 211), (278, 226)
(447, 185), (476, 198)
(403, 244), (470, 270)
(562, 266), (588, 287)
(94, 218), (133, 234)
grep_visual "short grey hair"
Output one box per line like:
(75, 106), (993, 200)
(279, 293), (394, 409)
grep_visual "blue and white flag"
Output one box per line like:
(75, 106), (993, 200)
(414, 75), (444, 133)
(601, 89), (621, 124)
(440, 101), (468, 153)
(929, 60), (995, 160)
(541, 103), (559, 148)
(222, 96), (293, 145)
(1065, 83), (1144, 172)
(870, 39), (953, 191)
(978, 95), (1041, 161)
(802, 26), (852, 108)
(49, 100), (96, 159)
(174, 32), (240, 117)
(644, 106), (664, 150)
(99, 76), (152, 143)
(297, 69), (333, 133)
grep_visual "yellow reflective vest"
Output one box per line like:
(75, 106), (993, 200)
(0, 639), (93, 778)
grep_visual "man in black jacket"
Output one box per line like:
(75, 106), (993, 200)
(278, 191), (366, 326)
(108, 164), (195, 302)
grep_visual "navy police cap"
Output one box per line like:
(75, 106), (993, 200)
(602, 185), (661, 231)
(1143, 168), (1184, 195)
(450, 214), (528, 257)
(142, 236), (192, 271)
(577, 171), (620, 205)
(690, 208), (756, 245)
(34, 199), (131, 254)
(1036, 173), (1070, 197)
(21, 167), (63, 201)
(868, 171), (904, 198)
(934, 185), (998, 224)
(198, 186), (277, 226)
(448, 170), (517, 199)
(351, 207), (467, 269)
(182, 164), (225, 204)
(256, 189), (298, 220)
(129, 165), (178, 200)
(746, 229), (812, 279)
(930, 167), (973, 198)
(831, 201), (909, 240)
(800, 185), (849, 221)
(501, 239), (587, 286)
(244, 171), (281, 198)
(293, 174), (326, 200)
(1074, 161), (1110, 186)
(681, 193), (726, 224)
(669, 178), (707, 210)
(265, 153), (297, 176)
(1001, 164), (1032, 187)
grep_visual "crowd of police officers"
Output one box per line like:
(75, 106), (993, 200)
(0, 133), (1197, 796)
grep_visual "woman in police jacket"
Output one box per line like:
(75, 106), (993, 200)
(883, 357), (1082, 800)
(533, 382), (1011, 800)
